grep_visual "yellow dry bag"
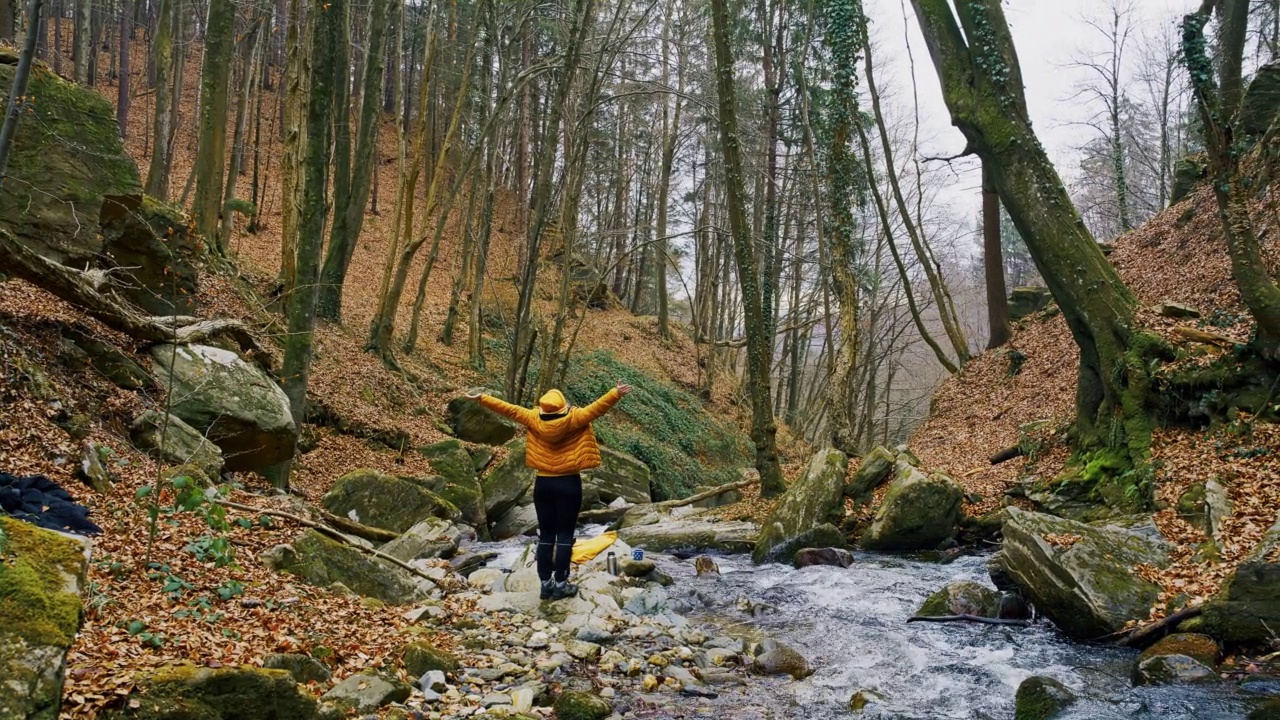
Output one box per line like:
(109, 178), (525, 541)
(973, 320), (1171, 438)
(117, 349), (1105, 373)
(571, 531), (618, 564)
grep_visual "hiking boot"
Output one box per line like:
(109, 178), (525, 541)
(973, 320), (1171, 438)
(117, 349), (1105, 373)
(539, 580), (555, 600)
(551, 581), (578, 600)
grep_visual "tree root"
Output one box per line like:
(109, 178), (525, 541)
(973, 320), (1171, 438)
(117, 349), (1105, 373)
(907, 614), (1031, 627)
(1094, 606), (1204, 649)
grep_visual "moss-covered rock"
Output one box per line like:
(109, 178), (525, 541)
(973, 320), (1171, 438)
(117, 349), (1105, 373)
(447, 393), (518, 445)
(1139, 633), (1218, 667)
(753, 448), (848, 564)
(400, 641), (460, 677)
(379, 518), (462, 562)
(792, 547), (854, 569)
(0, 61), (139, 267)
(582, 446), (652, 505)
(102, 664), (318, 719)
(417, 440), (487, 532)
(1202, 515), (1280, 644)
(1251, 698), (1280, 720)
(321, 469), (461, 534)
(151, 344), (296, 472)
(916, 581), (1001, 618)
(1008, 286), (1053, 321)
(99, 195), (201, 316)
(58, 323), (152, 390)
(318, 671), (410, 714)
(1171, 156), (1207, 205)
(845, 445), (895, 504)
(0, 516), (91, 720)
(860, 461), (962, 552)
(130, 410), (225, 484)
(553, 690), (612, 720)
(751, 643), (813, 680)
(271, 530), (436, 605)
(480, 440), (536, 521)
(1132, 653), (1218, 686)
(1014, 676), (1076, 720)
(261, 653), (331, 684)
(992, 507), (1171, 638)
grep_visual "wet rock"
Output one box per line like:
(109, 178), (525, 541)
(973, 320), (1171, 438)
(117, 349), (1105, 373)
(1141, 633), (1219, 667)
(490, 503), (539, 541)
(271, 530), (436, 605)
(694, 555), (720, 576)
(1014, 676), (1076, 720)
(261, 653), (331, 684)
(1157, 302), (1202, 320)
(845, 446), (895, 504)
(130, 410), (225, 483)
(916, 581), (1001, 618)
(621, 558), (656, 577)
(1133, 653), (1218, 686)
(417, 439), (488, 532)
(792, 547), (854, 569)
(320, 671), (411, 714)
(150, 344), (296, 472)
(566, 640), (602, 661)
(0, 517), (92, 720)
(553, 690), (612, 720)
(582, 446), (652, 505)
(321, 469), (461, 534)
(751, 643), (813, 680)
(860, 461), (963, 552)
(619, 517), (758, 554)
(848, 688), (887, 713)
(102, 664), (319, 719)
(753, 448), (848, 564)
(1203, 514), (1280, 644)
(380, 517), (462, 562)
(448, 391), (518, 445)
(480, 440), (536, 521)
(400, 641), (460, 677)
(992, 507), (1171, 638)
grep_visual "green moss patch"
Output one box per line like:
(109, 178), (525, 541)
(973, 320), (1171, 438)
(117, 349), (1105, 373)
(0, 515), (87, 647)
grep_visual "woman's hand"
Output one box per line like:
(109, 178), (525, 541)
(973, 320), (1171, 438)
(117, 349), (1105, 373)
(616, 383), (633, 397)
(463, 388), (484, 400)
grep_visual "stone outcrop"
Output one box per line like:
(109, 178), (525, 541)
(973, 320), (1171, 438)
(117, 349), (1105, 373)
(860, 460), (962, 552)
(265, 530), (437, 605)
(321, 469), (461, 534)
(753, 448), (847, 564)
(1202, 515), (1280, 644)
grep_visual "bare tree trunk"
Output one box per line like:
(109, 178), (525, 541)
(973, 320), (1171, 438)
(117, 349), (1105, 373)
(192, 0), (235, 249)
(115, 0), (130, 136)
(217, 14), (264, 251)
(143, 0), (173, 196)
(73, 0), (89, 82)
(654, 0), (682, 339)
(0, 0), (45, 187)
(277, 0), (306, 293)
(983, 163), (1011, 348)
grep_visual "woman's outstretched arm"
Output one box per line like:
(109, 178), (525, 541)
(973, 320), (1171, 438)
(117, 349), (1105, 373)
(568, 383), (632, 429)
(466, 390), (538, 428)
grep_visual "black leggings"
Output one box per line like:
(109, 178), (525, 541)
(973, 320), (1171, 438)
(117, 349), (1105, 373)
(532, 474), (582, 582)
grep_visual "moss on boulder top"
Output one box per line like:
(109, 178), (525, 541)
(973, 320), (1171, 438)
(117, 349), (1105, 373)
(0, 61), (139, 265)
(322, 469), (461, 533)
(102, 664), (318, 719)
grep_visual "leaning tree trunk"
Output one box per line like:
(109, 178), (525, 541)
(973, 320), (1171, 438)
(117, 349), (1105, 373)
(910, 0), (1152, 461)
(709, 0), (785, 497)
(192, 0), (236, 249)
(0, 0), (44, 187)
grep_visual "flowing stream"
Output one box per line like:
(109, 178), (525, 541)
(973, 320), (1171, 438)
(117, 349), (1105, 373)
(469, 535), (1265, 719)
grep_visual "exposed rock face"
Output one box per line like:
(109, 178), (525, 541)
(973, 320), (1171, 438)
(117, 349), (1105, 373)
(992, 507), (1172, 638)
(618, 517), (758, 554)
(1203, 515), (1280, 644)
(150, 344), (295, 472)
(448, 392), (518, 445)
(99, 196), (200, 316)
(490, 504), (539, 541)
(0, 516), (92, 720)
(57, 324), (152, 390)
(321, 469), (461, 534)
(860, 461), (962, 552)
(417, 440), (487, 532)
(1008, 286), (1053, 320)
(753, 448), (848, 564)
(582, 447), (652, 505)
(480, 440), (536, 522)
(380, 518), (462, 562)
(267, 530), (437, 605)
(130, 410), (225, 484)
(320, 671), (411, 714)
(100, 665), (319, 719)
(845, 446), (895, 504)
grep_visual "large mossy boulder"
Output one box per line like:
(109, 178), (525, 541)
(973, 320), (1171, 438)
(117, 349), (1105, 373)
(99, 196), (201, 316)
(1240, 63), (1280, 137)
(101, 664), (318, 720)
(150, 344), (296, 472)
(0, 58), (139, 266)
(860, 461), (963, 551)
(1014, 676), (1076, 720)
(1202, 515), (1280, 644)
(319, 671), (411, 714)
(916, 581), (1001, 618)
(0, 516), (92, 720)
(753, 448), (848, 564)
(400, 641), (460, 677)
(992, 507), (1171, 638)
(1008, 286), (1053, 321)
(417, 439), (487, 531)
(480, 440), (536, 521)
(447, 393), (518, 445)
(618, 517), (759, 554)
(269, 530), (436, 605)
(321, 469), (460, 534)
(845, 445), (895, 505)
(1171, 156), (1208, 205)
(582, 446), (652, 505)
(130, 410), (225, 484)
(261, 653), (331, 684)
(553, 690), (612, 720)
(379, 518), (462, 562)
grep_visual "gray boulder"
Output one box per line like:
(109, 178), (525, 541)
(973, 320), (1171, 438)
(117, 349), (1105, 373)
(58, 324), (152, 390)
(321, 469), (461, 534)
(417, 439), (487, 532)
(380, 518), (462, 562)
(845, 446), (895, 504)
(751, 642), (813, 680)
(860, 461), (962, 551)
(448, 392), (518, 445)
(269, 530), (436, 605)
(150, 344), (295, 471)
(793, 547), (854, 569)
(993, 507), (1171, 638)
(916, 581), (1001, 618)
(582, 447), (651, 505)
(480, 440), (536, 521)
(130, 410), (225, 483)
(1203, 515), (1280, 644)
(0, 517), (92, 720)
(491, 504), (539, 541)
(619, 517), (758, 554)
(320, 671), (411, 714)
(753, 447), (848, 564)
(553, 690), (612, 720)
(1133, 654), (1217, 686)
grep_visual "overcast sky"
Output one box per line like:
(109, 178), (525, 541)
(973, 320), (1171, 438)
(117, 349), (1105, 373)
(864, 0), (1199, 218)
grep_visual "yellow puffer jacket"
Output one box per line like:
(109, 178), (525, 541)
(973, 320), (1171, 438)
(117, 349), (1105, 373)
(477, 389), (621, 476)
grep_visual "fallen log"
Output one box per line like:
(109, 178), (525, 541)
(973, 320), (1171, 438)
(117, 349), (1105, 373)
(1103, 606), (1204, 649)
(907, 614), (1031, 627)
(1172, 326), (1237, 349)
(319, 509), (399, 542)
(988, 446), (1024, 465)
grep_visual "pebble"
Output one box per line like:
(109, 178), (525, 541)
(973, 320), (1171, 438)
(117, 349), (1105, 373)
(420, 670), (449, 692)
(648, 654), (669, 668)
(525, 631), (550, 649)
(600, 687), (616, 699)
(643, 675), (660, 691)
(481, 693), (512, 707)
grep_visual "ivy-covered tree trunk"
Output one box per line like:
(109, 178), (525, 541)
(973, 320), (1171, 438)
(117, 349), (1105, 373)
(277, 0), (338, 488)
(1182, 1), (1280, 359)
(73, 0), (90, 83)
(143, 0), (173, 196)
(910, 0), (1153, 463)
(192, 0), (235, 249)
(709, 0), (785, 497)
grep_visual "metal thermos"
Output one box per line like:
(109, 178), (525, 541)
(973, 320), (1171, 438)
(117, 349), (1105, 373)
(606, 552), (618, 576)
